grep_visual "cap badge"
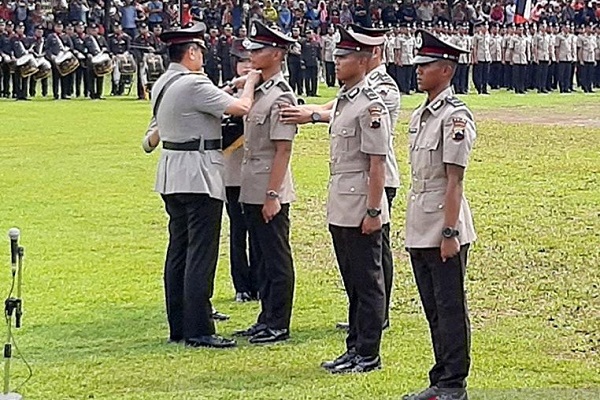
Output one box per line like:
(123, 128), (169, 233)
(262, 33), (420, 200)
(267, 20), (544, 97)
(415, 32), (423, 48)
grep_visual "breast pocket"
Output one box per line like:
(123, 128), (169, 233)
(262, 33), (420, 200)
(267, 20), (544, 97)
(250, 158), (273, 175)
(420, 191), (445, 213)
(335, 126), (356, 152)
(426, 136), (443, 166)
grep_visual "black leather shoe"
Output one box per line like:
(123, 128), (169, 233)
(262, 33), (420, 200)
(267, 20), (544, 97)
(235, 292), (253, 302)
(185, 335), (236, 349)
(211, 310), (230, 321)
(403, 386), (467, 400)
(321, 349), (356, 370)
(233, 323), (267, 337)
(329, 354), (381, 374)
(248, 328), (290, 344)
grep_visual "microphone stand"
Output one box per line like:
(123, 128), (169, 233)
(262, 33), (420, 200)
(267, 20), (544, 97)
(1, 246), (24, 400)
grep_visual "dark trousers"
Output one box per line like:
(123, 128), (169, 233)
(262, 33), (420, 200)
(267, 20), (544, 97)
(594, 62), (600, 87)
(503, 63), (512, 89)
(86, 66), (104, 99)
(398, 65), (414, 94)
(472, 61), (489, 93)
(547, 62), (558, 91)
(580, 62), (594, 92)
(0, 63), (10, 96)
(387, 64), (398, 87)
(243, 203), (294, 330)
(526, 62), (536, 89)
(536, 61), (549, 92)
(74, 65), (87, 97)
(512, 64), (526, 93)
(557, 61), (572, 93)
(205, 66), (219, 85)
(489, 62), (502, 89)
(29, 76), (48, 97)
(330, 224), (384, 357)
(221, 63), (234, 83)
(64, 71), (74, 96)
(303, 65), (318, 96)
(324, 61), (335, 87)
(14, 69), (28, 99)
(225, 186), (258, 296)
(51, 65), (69, 99)
(409, 245), (471, 389)
(455, 64), (469, 94)
(287, 61), (302, 95)
(136, 68), (146, 99)
(161, 193), (223, 340)
(382, 187), (397, 322)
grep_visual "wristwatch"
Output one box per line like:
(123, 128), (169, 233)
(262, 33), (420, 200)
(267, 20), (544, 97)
(310, 112), (321, 124)
(442, 227), (460, 238)
(366, 208), (382, 218)
(266, 190), (280, 199)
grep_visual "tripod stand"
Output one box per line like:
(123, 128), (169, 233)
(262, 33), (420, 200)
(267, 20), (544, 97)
(0, 245), (24, 400)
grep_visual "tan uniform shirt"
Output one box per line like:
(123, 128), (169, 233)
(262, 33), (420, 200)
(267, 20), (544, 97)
(395, 35), (415, 65)
(555, 33), (573, 62)
(224, 91), (243, 187)
(549, 33), (557, 62)
(453, 35), (472, 65)
(240, 72), (298, 205)
(367, 64), (401, 188)
(569, 33), (578, 62)
(577, 34), (597, 63)
(405, 87), (477, 248)
(151, 63), (235, 200)
(534, 32), (551, 62)
(509, 35), (528, 65)
(473, 32), (491, 62)
(322, 34), (336, 63)
(327, 81), (391, 227)
(502, 34), (512, 63)
(490, 34), (503, 62)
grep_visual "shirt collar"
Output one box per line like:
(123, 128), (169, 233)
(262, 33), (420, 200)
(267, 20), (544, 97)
(169, 63), (190, 73)
(256, 71), (284, 94)
(337, 79), (366, 103)
(421, 86), (455, 116)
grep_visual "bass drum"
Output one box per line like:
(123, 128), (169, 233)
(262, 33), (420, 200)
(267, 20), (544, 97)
(33, 57), (52, 80)
(91, 52), (113, 76)
(116, 53), (137, 76)
(143, 53), (165, 87)
(55, 50), (79, 76)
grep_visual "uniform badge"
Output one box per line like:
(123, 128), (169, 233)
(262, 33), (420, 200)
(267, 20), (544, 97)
(415, 32), (423, 49)
(451, 118), (467, 141)
(242, 38), (252, 49)
(250, 24), (257, 37)
(369, 106), (383, 129)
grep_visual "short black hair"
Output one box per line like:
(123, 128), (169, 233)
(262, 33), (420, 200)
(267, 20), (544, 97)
(168, 42), (197, 63)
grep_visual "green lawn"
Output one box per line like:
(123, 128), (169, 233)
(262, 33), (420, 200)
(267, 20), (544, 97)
(0, 86), (598, 399)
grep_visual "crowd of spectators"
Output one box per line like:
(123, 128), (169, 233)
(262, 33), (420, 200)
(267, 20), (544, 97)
(1, 0), (599, 37)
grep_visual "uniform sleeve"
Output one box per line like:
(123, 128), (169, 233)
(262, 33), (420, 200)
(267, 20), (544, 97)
(359, 100), (390, 156)
(192, 77), (236, 118)
(142, 117), (158, 153)
(442, 108), (476, 168)
(269, 92), (297, 141)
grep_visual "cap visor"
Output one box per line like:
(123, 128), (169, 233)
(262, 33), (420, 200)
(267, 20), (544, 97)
(245, 41), (266, 50)
(333, 48), (355, 57)
(413, 55), (442, 65)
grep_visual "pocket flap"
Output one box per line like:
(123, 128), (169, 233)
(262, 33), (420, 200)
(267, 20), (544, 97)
(421, 191), (445, 213)
(250, 159), (273, 174)
(338, 127), (356, 137)
(247, 113), (268, 125)
(337, 173), (368, 195)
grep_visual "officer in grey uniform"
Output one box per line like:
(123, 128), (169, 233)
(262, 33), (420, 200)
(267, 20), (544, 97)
(232, 21), (298, 345)
(533, 22), (551, 93)
(142, 22), (260, 349)
(395, 23), (415, 94)
(555, 23), (573, 93)
(402, 30), (476, 400)
(489, 23), (503, 89)
(322, 24), (337, 87)
(319, 26), (390, 374)
(509, 24), (528, 94)
(451, 23), (471, 95)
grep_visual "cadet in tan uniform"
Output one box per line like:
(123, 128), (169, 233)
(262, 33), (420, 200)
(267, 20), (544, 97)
(489, 23), (503, 89)
(320, 26), (390, 374)
(232, 21), (298, 345)
(402, 30), (476, 400)
(279, 24), (402, 333)
(451, 23), (471, 95)
(555, 23), (574, 93)
(509, 24), (528, 94)
(472, 21), (491, 94)
(142, 23), (260, 348)
(533, 22), (551, 93)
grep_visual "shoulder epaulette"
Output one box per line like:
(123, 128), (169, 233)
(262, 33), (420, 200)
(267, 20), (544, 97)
(276, 81), (292, 92)
(445, 96), (465, 108)
(363, 87), (379, 101)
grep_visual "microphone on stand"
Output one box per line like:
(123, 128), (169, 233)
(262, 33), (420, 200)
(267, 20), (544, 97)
(8, 229), (19, 277)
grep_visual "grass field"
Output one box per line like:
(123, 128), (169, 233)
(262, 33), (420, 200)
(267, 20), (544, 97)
(0, 85), (598, 399)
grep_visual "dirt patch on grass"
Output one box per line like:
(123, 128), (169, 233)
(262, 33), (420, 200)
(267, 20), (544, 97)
(478, 104), (600, 128)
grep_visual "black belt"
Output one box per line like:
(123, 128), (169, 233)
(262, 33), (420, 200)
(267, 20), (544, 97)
(162, 139), (222, 151)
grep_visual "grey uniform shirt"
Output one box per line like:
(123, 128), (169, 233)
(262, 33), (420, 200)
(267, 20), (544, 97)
(224, 91), (243, 187)
(555, 33), (573, 62)
(240, 72), (298, 205)
(405, 87), (477, 248)
(395, 35), (415, 65)
(534, 32), (551, 62)
(322, 34), (336, 63)
(490, 34), (503, 62)
(151, 63), (235, 201)
(366, 64), (401, 188)
(510, 35), (528, 65)
(327, 81), (391, 227)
